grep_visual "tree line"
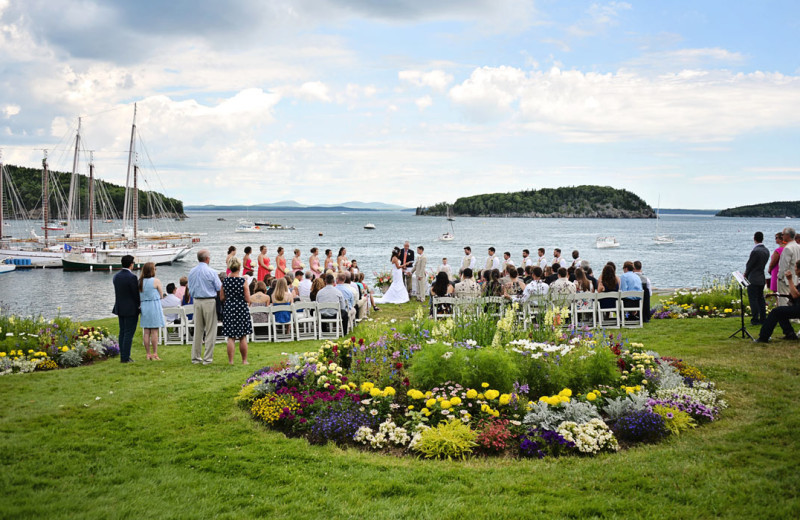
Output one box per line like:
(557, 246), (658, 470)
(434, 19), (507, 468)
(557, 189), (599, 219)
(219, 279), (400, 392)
(716, 201), (800, 218)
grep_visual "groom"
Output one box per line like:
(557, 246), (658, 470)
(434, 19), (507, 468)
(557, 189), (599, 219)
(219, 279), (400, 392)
(400, 241), (415, 295)
(412, 245), (427, 302)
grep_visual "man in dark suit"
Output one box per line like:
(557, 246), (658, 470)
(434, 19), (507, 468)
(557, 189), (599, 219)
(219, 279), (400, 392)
(745, 231), (770, 325)
(113, 255), (140, 363)
(400, 241), (414, 294)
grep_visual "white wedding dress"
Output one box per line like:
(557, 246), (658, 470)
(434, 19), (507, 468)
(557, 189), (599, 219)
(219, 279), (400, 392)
(376, 263), (409, 304)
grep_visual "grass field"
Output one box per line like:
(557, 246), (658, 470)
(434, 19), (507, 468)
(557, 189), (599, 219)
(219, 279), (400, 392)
(2, 303), (799, 519)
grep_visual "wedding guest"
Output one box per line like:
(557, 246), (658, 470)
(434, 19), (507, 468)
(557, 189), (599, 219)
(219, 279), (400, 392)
(299, 271), (313, 301)
(550, 267), (577, 296)
(454, 268), (480, 298)
(175, 276), (188, 302)
(503, 267), (526, 300)
(138, 262), (165, 361)
(242, 246), (255, 277)
(518, 266), (549, 302)
(633, 261), (652, 323)
(484, 269), (503, 297)
(584, 265), (599, 291)
(112, 254), (140, 363)
(337, 247), (350, 273)
(249, 281), (270, 323)
(188, 249), (222, 365)
(430, 271), (454, 316)
(438, 258), (452, 279)
(620, 261), (643, 310)
(225, 245), (237, 276)
(317, 273), (348, 335)
(768, 232), (786, 294)
(574, 268), (592, 293)
(257, 245), (272, 282)
(291, 248), (304, 274)
(461, 246), (477, 273)
(181, 284), (194, 320)
(485, 247), (501, 274)
(161, 282), (182, 323)
(309, 247), (322, 279)
(756, 260), (800, 343)
(275, 246), (287, 279)
(522, 249), (535, 268)
(551, 248), (564, 268)
(221, 258), (251, 365)
(545, 265), (559, 285)
(324, 249), (336, 272)
(598, 264), (620, 314)
(357, 272), (380, 311)
(778, 228), (800, 306)
(271, 278), (294, 335)
(570, 250), (582, 269)
(523, 265), (533, 284)
(309, 277), (326, 302)
(336, 272), (356, 328)
(502, 251), (515, 272)
(537, 248), (548, 270)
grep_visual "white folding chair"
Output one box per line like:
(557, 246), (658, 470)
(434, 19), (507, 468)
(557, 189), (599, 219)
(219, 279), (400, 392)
(249, 306), (272, 342)
(572, 293), (597, 329)
(453, 297), (479, 321)
(159, 306), (186, 345)
(524, 299), (545, 329)
(620, 291), (644, 328)
(293, 302), (319, 340)
(183, 304), (195, 344)
(431, 296), (455, 320)
(271, 304), (295, 342)
(317, 302), (342, 340)
(595, 291), (621, 329)
(481, 296), (505, 319)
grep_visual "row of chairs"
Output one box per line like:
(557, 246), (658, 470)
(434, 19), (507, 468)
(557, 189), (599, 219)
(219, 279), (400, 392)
(158, 302), (347, 345)
(431, 291), (645, 329)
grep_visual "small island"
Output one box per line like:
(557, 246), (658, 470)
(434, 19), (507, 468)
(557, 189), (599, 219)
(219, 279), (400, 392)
(716, 201), (800, 218)
(417, 185), (655, 219)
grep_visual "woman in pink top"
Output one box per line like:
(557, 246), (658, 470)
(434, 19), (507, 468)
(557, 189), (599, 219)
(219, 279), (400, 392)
(291, 248), (304, 275)
(309, 247), (321, 278)
(275, 246), (287, 279)
(769, 231), (786, 292)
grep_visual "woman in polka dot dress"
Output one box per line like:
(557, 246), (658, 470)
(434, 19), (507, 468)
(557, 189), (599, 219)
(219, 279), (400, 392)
(221, 258), (252, 365)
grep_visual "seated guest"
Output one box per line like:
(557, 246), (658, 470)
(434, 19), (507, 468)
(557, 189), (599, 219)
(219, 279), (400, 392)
(756, 260), (800, 342)
(584, 265), (599, 291)
(567, 266), (576, 282)
(175, 276), (188, 301)
(454, 268), (480, 298)
(249, 281), (271, 323)
(346, 271), (368, 319)
(430, 271), (454, 316)
(271, 278), (293, 334)
(161, 282), (182, 323)
(522, 265), (533, 284)
(499, 264), (514, 286)
(503, 267), (526, 300)
(606, 261), (621, 286)
(574, 268), (593, 293)
(545, 264), (560, 285)
(298, 271), (313, 301)
(597, 264), (620, 313)
(633, 261), (652, 323)
(181, 285), (193, 320)
(619, 261), (643, 308)
(518, 266), (549, 302)
(550, 268), (576, 295)
(336, 272), (356, 332)
(309, 277), (326, 302)
(316, 273), (348, 335)
(483, 269), (503, 297)
(357, 272), (380, 311)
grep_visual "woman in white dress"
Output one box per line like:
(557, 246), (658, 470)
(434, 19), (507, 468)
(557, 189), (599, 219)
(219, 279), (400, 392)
(376, 249), (409, 304)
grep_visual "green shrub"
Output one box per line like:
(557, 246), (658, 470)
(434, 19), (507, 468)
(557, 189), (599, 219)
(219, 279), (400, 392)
(407, 344), (520, 393)
(412, 420), (477, 460)
(466, 348), (520, 392)
(548, 345), (620, 393)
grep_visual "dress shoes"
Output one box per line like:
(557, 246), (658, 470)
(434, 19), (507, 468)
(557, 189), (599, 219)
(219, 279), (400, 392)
(121, 358), (135, 363)
(782, 334), (799, 340)
(753, 338), (770, 344)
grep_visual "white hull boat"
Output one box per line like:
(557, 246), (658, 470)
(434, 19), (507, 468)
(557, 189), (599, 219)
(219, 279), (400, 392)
(596, 236), (620, 249)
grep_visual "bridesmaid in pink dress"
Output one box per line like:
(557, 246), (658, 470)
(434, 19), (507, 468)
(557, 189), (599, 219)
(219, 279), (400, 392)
(769, 232), (786, 292)
(242, 246), (255, 277)
(291, 249), (304, 275)
(258, 245), (272, 282)
(309, 247), (321, 279)
(275, 247), (287, 279)
(324, 249), (335, 272)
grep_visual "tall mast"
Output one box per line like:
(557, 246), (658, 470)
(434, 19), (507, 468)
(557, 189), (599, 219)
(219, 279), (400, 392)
(133, 159), (138, 247)
(42, 150), (49, 242)
(88, 151), (95, 244)
(122, 103), (137, 234)
(0, 150), (4, 240)
(66, 117), (81, 232)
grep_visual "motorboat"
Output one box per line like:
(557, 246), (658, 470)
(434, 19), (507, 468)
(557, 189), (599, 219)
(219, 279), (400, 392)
(235, 220), (261, 233)
(364, 223), (376, 230)
(596, 236), (620, 249)
(440, 232), (454, 241)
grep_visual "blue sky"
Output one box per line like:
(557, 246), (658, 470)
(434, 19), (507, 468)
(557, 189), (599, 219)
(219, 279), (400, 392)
(1, 0), (798, 209)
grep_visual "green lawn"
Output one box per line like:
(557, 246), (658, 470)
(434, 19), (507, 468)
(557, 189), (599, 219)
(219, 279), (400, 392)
(1, 304), (799, 519)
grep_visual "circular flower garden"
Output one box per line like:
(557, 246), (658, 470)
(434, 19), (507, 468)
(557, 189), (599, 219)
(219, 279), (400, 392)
(236, 306), (727, 459)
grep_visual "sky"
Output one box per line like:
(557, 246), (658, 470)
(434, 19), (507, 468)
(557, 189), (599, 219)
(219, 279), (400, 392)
(1, 0), (799, 209)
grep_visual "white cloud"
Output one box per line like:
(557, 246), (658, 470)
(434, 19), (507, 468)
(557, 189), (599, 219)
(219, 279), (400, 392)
(3, 104), (20, 117)
(398, 69), (454, 92)
(294, 81), (332, 102)
(415, 95), (433, 110)
(567, 1), (631, 37)
(448, 66), (800, 141)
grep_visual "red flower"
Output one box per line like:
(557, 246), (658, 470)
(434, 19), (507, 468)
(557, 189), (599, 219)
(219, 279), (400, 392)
(395, 362), (403, 369)
(402, 377), (410, 387)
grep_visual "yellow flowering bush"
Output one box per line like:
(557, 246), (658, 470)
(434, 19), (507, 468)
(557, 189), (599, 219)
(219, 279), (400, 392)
(251, 394), (300, 424)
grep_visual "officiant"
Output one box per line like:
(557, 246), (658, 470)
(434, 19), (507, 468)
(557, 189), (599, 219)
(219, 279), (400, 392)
(400, 241), (415, 294)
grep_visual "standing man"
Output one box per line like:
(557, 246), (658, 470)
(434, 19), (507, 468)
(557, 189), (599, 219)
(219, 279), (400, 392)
(461, 246), (477, 274)
(551, 248), (563, 268)
(537, 248), (549, 270)
(112, 254), (140, 363)
(778, 228), (800, 306)
(187, 249), (222, 365)
(502, 252), (515, 272)
(413, 245), (428, 302)
(485, 247), (501, 273)
(633, 261), (652, 323)
(400, 241), (415, 295)
(522, 249), (534, 268)
(570, 250), (582, 269)
(745, 231), (770, 325)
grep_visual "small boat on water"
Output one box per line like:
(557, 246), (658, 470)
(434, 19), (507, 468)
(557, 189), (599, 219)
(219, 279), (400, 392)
(653, 197), (675, 244)
(263, 223), (295, 230)
(235, 220), (261, 233)
(364, 223), (376, 230)
(440, 232), (454, 241)
(0, 261), (16, 274)
(596, 236), (620, 249)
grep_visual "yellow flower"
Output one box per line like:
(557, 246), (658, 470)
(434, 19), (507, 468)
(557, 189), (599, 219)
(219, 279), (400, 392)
(408, 405), (415, 410)
(559, 388), (572, 397)
(477, 393), (485, 400)
(586, 392), (597, 401)
(383, 386), (396, 397)
(481, 404), (490, 413)
(481, 382), (490, 388)
(539, 396), (548, 402)
(361, 382), (374, 392)
(485, 389), (500, 400)
(559, 395), (570, 403)
(369, 388), (382, 398)
(426, 398), (437, 408)
(498, 394), (511, 406)
(465, 389), (478, 399)
(440, 400), (452, 409)
(28, 349), (34, 354)
(0, 352), (6, 357)
(450, 396), (462, 406)
(425, 391), (432, 398)
(546, 396), (561, 406)
(492, 410), (500, 418)
(339, 385), (349, 391)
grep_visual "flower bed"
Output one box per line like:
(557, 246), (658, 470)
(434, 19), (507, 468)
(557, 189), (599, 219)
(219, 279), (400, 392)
(650, 277), (753, 319)
(236, 308), (726, 459)
(0, 313), (119, 375)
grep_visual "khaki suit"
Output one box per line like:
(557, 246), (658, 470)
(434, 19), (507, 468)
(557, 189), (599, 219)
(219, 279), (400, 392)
(413, 253), (427, 301)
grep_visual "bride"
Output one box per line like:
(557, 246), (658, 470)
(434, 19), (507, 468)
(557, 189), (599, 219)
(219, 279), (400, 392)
(375, 248), (409, 304)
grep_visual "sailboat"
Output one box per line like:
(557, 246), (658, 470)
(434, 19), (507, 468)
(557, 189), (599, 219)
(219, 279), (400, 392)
(61, 105), (195, 270)
(653, 197), (675, 244)
(446, 206), (455, 222)
(439, 216), (455, 241)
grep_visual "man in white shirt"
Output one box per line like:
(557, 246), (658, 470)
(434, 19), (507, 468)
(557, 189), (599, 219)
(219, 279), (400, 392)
(461, 246), (477, 274)
(537, 248), (549, 270)
(518, 266), (549, 302)
(486, 247), (501, 272)
(522, 249), (535, 268)
(454, 268), (481, 298)
(298, 271), (313, 301)
(570, 250), (582, 269)
(551, 248), (564, 269)
(161, 283), (182, 323)
(316, 273), (348, 334)
(550, 267), (577, 295)
(502, 252), (515, 272)
(438, 258), (452, 279)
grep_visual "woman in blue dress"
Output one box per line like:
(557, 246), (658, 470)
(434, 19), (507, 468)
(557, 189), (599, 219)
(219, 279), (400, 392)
(221, 258), (252, 365)
(271, 278), (293, 335)
(139, 262), (166, 361)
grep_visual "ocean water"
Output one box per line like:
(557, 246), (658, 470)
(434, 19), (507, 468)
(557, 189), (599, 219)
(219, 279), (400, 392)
(0, 211), (794, 320)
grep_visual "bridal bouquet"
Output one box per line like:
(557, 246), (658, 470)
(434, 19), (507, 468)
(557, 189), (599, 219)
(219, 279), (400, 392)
(374, 270), (392, 290)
